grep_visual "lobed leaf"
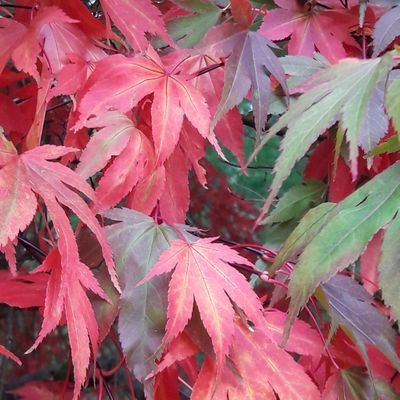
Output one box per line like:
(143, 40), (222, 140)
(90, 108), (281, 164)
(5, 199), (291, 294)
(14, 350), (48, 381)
(250, 54), (394, 223)
(285, 162), (400, 339)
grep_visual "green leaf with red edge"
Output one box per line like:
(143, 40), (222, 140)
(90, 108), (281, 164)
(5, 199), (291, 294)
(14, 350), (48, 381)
(197, 23), (287, 141)
(75, 48), (217, 165)
(259, 0), (358, 63)
(165, 1), (221, 49)
(138, 236), (263, 370)
(283, 162), (400, 346)
(100, 0), (172, 51)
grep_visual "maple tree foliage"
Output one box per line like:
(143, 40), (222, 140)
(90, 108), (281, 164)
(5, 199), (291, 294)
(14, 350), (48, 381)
(1, 0), (400, 399)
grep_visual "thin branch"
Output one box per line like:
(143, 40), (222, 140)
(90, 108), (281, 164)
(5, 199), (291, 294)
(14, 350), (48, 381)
(96, 362), (115, 400)
(0, 3), (35, 9)
(18, 236), (46, 263)
(222, 159), (273, 170)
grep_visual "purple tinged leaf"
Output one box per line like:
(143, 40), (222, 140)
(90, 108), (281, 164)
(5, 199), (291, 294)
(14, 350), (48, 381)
(103, 208), (198, 391)
(373, 5), (400, 57)
(322, 275), (400, 371)
(198, 25), (287, 141)
(359, 82), (389, 154)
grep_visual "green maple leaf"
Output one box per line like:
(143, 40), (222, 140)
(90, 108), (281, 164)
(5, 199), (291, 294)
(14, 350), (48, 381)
(250, 53), (394, 224)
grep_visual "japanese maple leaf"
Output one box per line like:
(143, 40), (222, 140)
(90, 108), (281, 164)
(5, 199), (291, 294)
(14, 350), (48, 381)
(75, 111), (154, 211)
(183, 54), (245, 165)
(100, 0), (172, 51)
(197, 23), (287, 140)
(75, 47), (217, 165)
(260, 0), (358, 63)
(0, 133), (118, 289)
(138, 237), (263, 369)
(127, 120), (207, 222)
(190, 319), (320, 400)
(27, 248), (108, 400)
(0, 6), (105, 80)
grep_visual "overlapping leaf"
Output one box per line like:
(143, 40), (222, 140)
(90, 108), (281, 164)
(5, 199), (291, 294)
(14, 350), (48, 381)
(0, 6), (105, 80)
(100, 0), (172, 51)
(75, 47), (216, 165)
(197, 23), (287, 140)
(321, 275), (400, 371)
(250, 54), (394, 223)
(166, 1), (221, 48)
(373, 4), (400, 56)
(139, 236), (264, 370)
(191, 318), (320, 399)
(260, 0), (358, 63)
(76, 111), (154, 211)
(275, 162), (400, 339)
(103, 208), (198, 391)
(0, 134), (117, 285)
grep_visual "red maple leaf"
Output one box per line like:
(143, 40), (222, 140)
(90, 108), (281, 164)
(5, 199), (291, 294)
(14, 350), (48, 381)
(0, 133), (118, 289)
(138, 237), (263, 369)
(27, 248), (108, 399)
(75, 46), (218, 165)
(260, 0), (359, 63)
(100, 0), (172, 51)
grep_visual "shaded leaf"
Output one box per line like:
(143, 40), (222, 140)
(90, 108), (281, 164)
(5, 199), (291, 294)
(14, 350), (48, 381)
(0, 344), (21, 366)
(104, 208), (196, 384)
(322, 275), (400, 370)
(323, 368), (400, 400)
(265, 180), (325, 224)
(166, 3), (221, 48)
